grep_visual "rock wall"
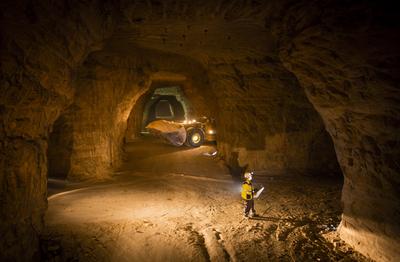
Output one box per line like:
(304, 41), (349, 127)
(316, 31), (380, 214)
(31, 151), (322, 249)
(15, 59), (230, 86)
(0, 1), (117, 260)
(66, 53), (151, 180)
(271, 1), (400, 261)
(125, 91), (152, 141)
(209, 58), (340, 175)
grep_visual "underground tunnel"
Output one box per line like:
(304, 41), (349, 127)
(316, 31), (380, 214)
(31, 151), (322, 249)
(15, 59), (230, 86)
(1, 1), (399, 261)
(140, 86), (190, 132)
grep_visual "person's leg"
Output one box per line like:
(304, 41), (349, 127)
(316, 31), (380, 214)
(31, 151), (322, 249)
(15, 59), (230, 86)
(244, 200), (251, 216)
(250, 200), (257, 217)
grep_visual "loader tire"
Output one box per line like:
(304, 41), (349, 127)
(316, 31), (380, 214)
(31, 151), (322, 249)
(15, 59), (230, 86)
(186, 128), (205, 147)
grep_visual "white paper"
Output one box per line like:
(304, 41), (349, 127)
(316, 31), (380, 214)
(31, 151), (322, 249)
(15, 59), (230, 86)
(254, 187), (264, 199)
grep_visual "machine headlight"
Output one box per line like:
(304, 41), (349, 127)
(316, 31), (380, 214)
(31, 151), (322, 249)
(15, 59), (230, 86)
(208, 130), (215, 134)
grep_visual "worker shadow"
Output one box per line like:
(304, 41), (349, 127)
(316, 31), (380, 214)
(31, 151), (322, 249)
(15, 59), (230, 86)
(250, 216), (305, 224)
(250, 216), (277, 222)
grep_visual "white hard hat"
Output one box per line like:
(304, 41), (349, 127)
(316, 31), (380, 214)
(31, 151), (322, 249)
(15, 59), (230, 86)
(244, 172), (253, 180)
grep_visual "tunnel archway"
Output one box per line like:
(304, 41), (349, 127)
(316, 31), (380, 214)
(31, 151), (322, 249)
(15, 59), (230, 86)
(47, 113), (72, 181)
(124, 65), (216, 143)
(141, 86), (190, 132)
(47, 110), (74, 195)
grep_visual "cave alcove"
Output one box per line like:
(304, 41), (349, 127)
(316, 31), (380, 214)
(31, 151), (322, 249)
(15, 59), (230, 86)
(48, 113), (73, 181)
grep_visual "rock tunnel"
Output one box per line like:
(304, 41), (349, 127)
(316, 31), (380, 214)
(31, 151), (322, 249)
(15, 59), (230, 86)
(140, 86), (190, 131)
(0, 1), (399, 261)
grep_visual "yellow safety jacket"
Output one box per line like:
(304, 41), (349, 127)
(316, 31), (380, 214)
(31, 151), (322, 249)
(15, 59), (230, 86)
(241, 180), (254, 200)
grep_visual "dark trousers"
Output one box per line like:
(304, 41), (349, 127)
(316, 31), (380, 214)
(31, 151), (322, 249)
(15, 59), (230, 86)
(244, 199), (255, 215)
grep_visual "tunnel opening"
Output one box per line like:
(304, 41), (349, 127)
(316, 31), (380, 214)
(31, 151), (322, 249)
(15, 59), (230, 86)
(154, 99), (175, 118)
(141, 86), (191, 133)
(47, 110), (73, 195)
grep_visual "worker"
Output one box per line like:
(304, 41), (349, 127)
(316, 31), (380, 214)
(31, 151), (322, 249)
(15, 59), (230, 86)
(241, 171), (258, 218)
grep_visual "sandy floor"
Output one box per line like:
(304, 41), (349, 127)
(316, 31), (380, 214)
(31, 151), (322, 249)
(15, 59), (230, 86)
(43, 137), (369, 261)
